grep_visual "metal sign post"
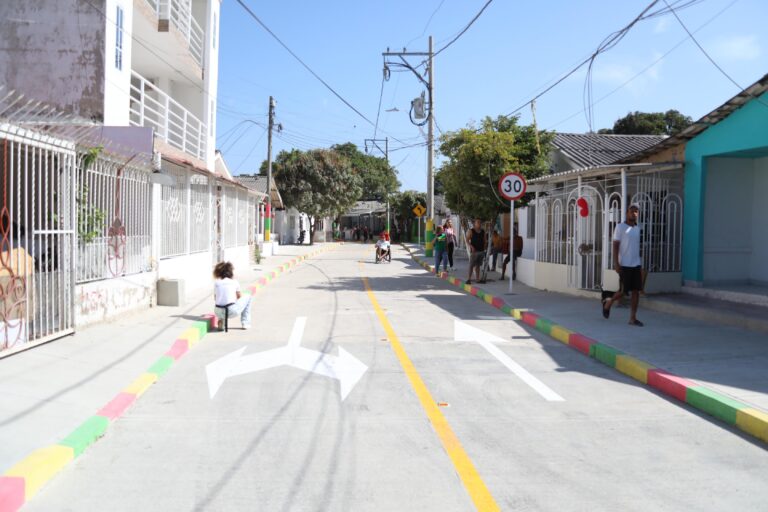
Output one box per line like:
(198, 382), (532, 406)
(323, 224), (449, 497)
(498, 172), (527, 293)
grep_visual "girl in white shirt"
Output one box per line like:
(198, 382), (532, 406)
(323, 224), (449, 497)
(213, 261), (251, 330)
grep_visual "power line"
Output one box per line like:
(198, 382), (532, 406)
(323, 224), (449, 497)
(233, 127), (268, 173)
(433, 0), (494, 58)
(406, 0), (446, 48)
(662, 0), (768, 109)
(373, 76), (385, 139)
(234, 0), (376, 127)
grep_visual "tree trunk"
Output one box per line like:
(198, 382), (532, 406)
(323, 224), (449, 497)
(309, 216), (315, 245)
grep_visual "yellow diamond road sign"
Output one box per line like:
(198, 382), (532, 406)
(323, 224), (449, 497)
(412, 204), (426, 217)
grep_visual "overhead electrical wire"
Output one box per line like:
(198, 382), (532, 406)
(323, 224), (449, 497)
(661, 0), (768, 109)
(433, 0), (494, 58)
(234, 0), (376, 128)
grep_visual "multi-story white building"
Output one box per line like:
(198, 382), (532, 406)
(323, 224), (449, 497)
(0, 1), (263, 353)
(0, 0), (220, 171)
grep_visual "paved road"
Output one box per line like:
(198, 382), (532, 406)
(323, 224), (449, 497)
(29, 245), (768, 511)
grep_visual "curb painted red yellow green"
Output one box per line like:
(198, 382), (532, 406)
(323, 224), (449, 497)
(402, 244), (768, 447)
(0, 245), (336, 512)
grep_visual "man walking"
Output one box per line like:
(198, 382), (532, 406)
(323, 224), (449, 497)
(466, 218), (486, 285)
(603, 203), (644, 326)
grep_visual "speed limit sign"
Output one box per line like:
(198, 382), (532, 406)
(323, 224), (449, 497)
(498, 172), (527, 201)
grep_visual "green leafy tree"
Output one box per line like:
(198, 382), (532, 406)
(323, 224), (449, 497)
(332, 142), (400, 201)
(389, 190), (426, 242)
(437, 115), (553, 222)
(609, 109), (692, 135)
(273, 148), (361, 244)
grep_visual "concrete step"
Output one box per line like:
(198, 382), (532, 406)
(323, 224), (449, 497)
(644, 293), (768, 335)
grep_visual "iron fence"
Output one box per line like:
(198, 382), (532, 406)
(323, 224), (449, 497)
(161, 166), (188, 258)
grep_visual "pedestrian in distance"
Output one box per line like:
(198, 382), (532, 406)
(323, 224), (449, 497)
(490, 230), (502, 271)
(602, 203), (644, 326)
(500, 224), (523, 281)
(433, 225), (449, 274)
(466, 218), (487, 285)
(213, 261), (252, 330)
(443, 218), (457, 271)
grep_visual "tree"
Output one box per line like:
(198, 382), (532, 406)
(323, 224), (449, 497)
(437, 115), (553, 222)
(331, 142), (400, 201)
(609, 110), (692, 135)
(389, 190), (426, 242)
(273, 148), (361, 243)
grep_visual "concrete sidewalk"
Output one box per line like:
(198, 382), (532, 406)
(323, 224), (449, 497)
(0, 244), (327, 475)
(404, 243), (768, 444)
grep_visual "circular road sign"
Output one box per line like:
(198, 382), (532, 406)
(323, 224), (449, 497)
(498, 172), (527, 201)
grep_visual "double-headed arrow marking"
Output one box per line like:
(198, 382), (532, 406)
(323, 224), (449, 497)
(206, 317), (368, 401)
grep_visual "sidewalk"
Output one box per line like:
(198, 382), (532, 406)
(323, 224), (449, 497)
(404, 243), (768, 444)
(0, 244), (327, 475)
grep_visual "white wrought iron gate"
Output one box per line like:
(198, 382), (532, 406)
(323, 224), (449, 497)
(0, 128), (76, 355)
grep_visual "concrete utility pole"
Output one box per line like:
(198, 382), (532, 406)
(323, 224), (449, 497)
(425, 35), (435, 257)
(265, 96), (275, 242)
(381, 37), (435, 255)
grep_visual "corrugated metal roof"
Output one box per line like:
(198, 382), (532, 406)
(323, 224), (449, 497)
(234, 174), (283, 207)
(553, 133), (668, 168)
(620, 72), (768, 163)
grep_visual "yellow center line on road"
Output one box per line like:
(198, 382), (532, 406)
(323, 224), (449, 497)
(360, 268), (500, 512)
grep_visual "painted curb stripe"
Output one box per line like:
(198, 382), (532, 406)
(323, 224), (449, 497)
(147, 355), (174, 377)
(97, 392), (137, 420)
(735, 408), (768, 442)
(591, 343), (624, 368)
(4, 445), (74, 500)
(122, 373), (158, 397)
(615, 355), (655, 384)
(521, 312), (539, 327)
(685, 386), (746, 425)
(647, 369), (695, 402)
(0, 476), (24, 512)
(59, 416), (110, 458)
(491, 296), (505, 308)
(535, 317), (553, 335)
(550, 325), (573, 344)
(165, 339), (189, 360)
(568, 333), (596, 355)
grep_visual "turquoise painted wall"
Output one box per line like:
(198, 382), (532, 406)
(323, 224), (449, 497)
(683, 90), (768, 284)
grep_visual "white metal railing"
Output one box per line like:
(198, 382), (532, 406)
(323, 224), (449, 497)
(130, 71), (207, 161)
(154, 0), (204, 67)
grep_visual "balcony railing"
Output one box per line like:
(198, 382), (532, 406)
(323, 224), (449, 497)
(145, 0), (204, 68)
(129, 71), (207, 161)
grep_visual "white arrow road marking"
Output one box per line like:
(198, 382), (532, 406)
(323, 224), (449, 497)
(206, 317), (368, 401)
(454, 320), (564, 402)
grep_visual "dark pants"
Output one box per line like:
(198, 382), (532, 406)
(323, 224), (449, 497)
(446, 243), (454, 268)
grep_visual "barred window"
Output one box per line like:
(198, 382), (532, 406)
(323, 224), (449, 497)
(189, 173), (210, 253)
(526, 205), (536, 239)
(223, 185), (237, 248)
(161, 166), (188, 258)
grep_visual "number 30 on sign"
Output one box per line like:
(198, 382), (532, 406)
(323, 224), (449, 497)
(498, 172), (527, 201)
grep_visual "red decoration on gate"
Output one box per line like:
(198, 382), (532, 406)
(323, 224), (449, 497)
(577, 197), (589, 217)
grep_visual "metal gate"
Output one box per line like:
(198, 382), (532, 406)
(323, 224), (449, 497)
(567, 185), (604, 291)
(0, 127), (76, 355)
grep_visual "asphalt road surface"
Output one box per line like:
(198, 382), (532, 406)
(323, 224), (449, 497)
(28, 245), (768, 512)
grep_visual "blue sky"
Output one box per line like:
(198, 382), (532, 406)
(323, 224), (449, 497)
(216, 0), (768, 191)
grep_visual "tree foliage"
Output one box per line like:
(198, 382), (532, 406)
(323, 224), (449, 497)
(273, 148), (361, 243)
(604, 109), (692, 135)
(437, 115), (553, 221)
(389, 190), (426, 242)
(332, 142), (400, 201)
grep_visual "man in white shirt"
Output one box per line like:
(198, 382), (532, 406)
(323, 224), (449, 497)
(213, 261), (251, 330)
(603, 203), (644, 326)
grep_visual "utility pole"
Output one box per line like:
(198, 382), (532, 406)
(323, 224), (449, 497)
(381, 37), (435, 255)
(265, 96), (275, 242)
(425, 35), (435, 257)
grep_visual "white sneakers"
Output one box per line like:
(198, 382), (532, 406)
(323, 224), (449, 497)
(242, 323), (252, 330)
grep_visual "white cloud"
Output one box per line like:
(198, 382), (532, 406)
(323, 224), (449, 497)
(709, 34), (762, 61)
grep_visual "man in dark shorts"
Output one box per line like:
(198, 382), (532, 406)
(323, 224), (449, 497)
(603, 203), (644, 326)
(466, 218), (486, 285)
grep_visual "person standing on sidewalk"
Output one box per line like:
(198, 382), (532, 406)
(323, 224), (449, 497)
(466, 218), (486, 285)
(443, 218), (457, 271)
(433, 226), (449, 274)
(603, 204), (644, 326)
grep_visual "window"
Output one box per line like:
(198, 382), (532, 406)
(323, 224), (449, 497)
(526, 205), (536, 238)
(115, 5), (124, 70)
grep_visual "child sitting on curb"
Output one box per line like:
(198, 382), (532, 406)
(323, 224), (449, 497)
(213, 261), (252, 330)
